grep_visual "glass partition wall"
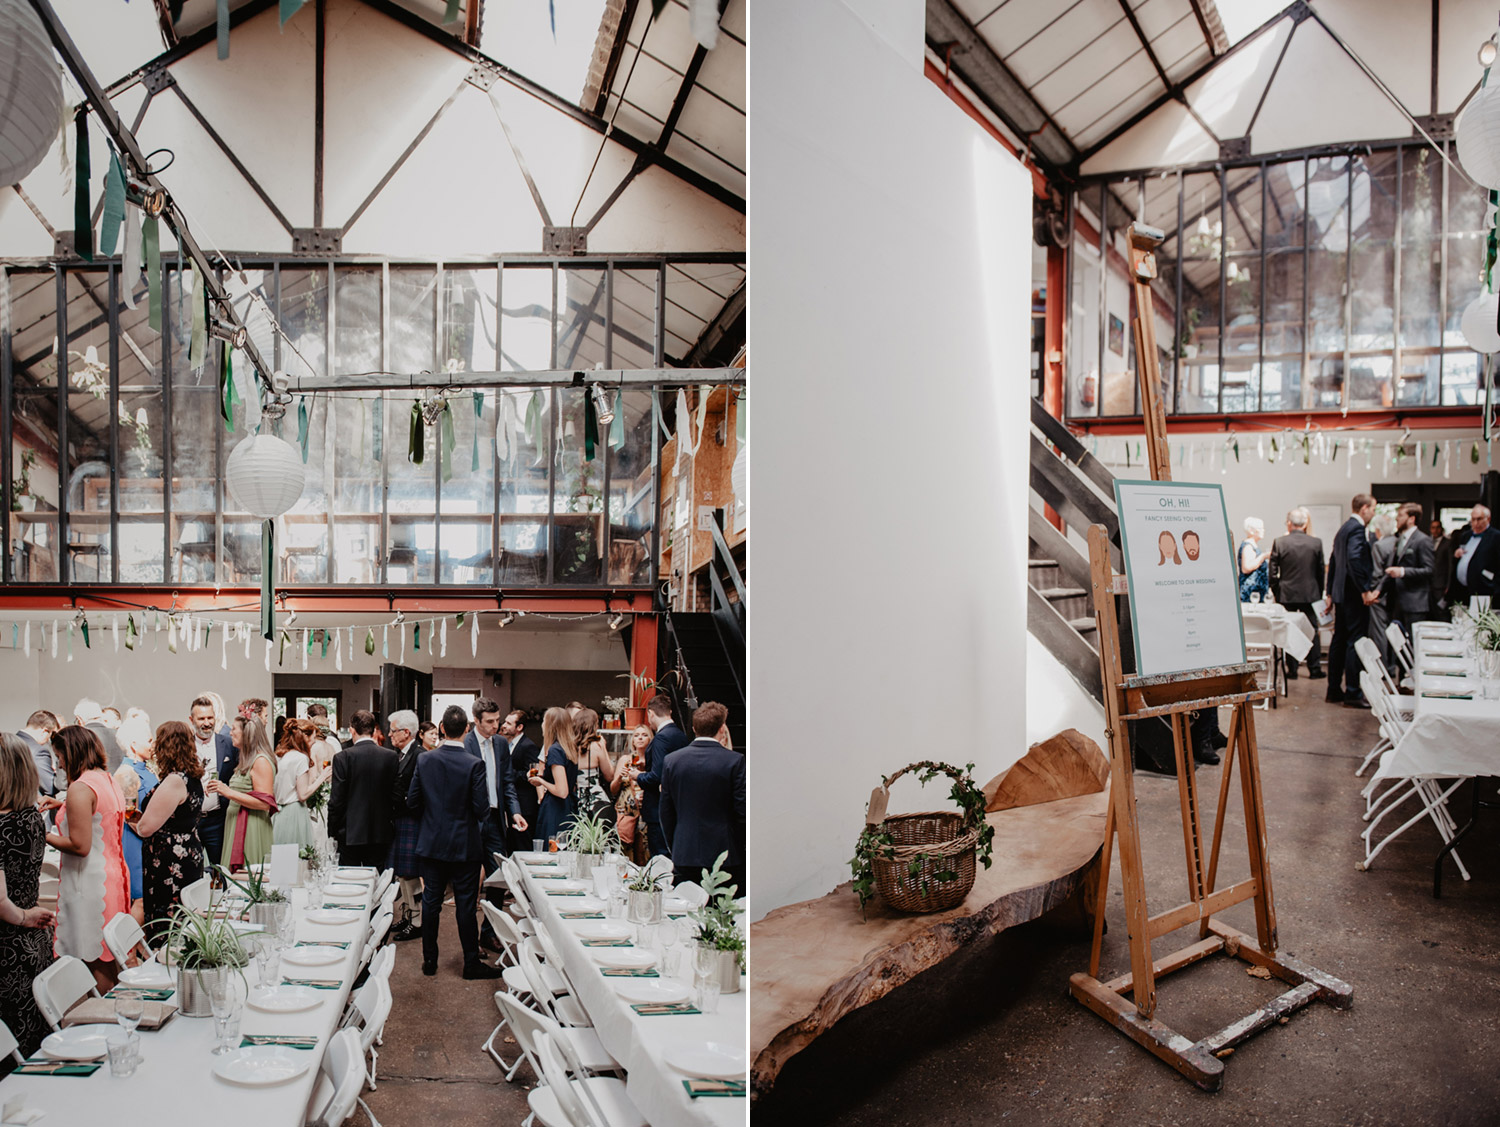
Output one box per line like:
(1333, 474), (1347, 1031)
(1069, 142), (1486, 419)
(1, 255), (741, 587)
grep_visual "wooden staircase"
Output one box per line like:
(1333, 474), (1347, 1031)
(1027, 399), (1129, 701)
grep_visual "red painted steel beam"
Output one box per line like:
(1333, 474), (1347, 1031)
(631, 613), (659, 692)
(0, 588), (654, 614)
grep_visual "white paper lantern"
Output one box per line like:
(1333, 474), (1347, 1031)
(1457, 82), (1500, 190)
(0, 0), (64, 189)
(225, 434), (304, 518)
(1461, 292), (1500, 353)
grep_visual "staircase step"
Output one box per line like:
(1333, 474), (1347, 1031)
(1069, 617), (1098, 635)
(1036, 586), (1087, 602)
(1028, 558), (1057, 568)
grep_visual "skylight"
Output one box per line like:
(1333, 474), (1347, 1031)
(1216, 0), (1296, 48)
(478, 0), (609, 104)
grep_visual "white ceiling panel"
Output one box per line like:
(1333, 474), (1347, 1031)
(1005, 0), (1128, 87)
(1072, 79), (1171, 152)
(1052, 56), (1160, 138)
(1438, 0), (1496, 113)
(975, 0), (1082, 56)
(1315, 0), (1433, 115)
(1184, 18), (1290, 140)
(1081, 98), (1217, 175)
(696, 38), (746, 113)
(664, 134), (746, 201)
(1132, 0), (1192, 40)
(1029, 21), (1151, 107)
(674, 89), (746, 175)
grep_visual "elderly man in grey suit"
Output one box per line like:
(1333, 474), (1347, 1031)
(1269, 507), (1326, 680)
(1368, 512), (1398, 666)
(1383, 502), (1436, 641)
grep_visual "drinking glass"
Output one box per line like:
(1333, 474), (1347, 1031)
(107, 1032), (139, 1078)
(114, 991), (144, 1035)
(209, 986), (236, 1055)
(533, 838), (546, 854)
(694, 943), (718, 980)
(213, 1001), (242, 1055)
(696, 975), (721, 1014)
(608, 888), (627, 920)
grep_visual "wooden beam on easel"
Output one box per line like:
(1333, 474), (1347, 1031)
(1127, 222), (1173, 483)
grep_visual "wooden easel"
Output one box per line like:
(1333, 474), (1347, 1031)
(1067, 224), (1351, 1091)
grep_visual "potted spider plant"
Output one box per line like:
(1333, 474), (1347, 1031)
(156, 907), (249, 1017)
(215, 864), (288, 927)
(564, 809), (619, 881)
(625, 863), (670, 925)
(688, 852), (744, 993)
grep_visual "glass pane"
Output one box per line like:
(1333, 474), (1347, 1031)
(1222, 170), (1260, 413)
(1178, 171), (1222, 412)
(1349, 152), (1397, 409)
(1306, 157), (1349, 406)
(335, 266), (382, 378)
(1100, 227), (1135, 417)
(115, 270), (164, 583)
(1441, 350), (1480, 405)
(1399, 147), (1441, 406)
(611, 268), (658, 369)
(441, 267), (497, 374)
(553, 388), (602, 584)
(167, 265), (227, 582)
(557, 268), (608, 370)
(440, 390), (495, 584)
(390, 267), (436, 375)
(497, 387), (548, 585)
(502, 267), (554, 371)
(606, 389), (655, 586)
(10, 271), (60, 581)
(62, 272), (114, 582)
(278, 267), (328, 382)
(276, 269), (330, 583)
(331, 395), (380, 584)
(1067, 221), (1102, 417)
(386, 394), (435, 584)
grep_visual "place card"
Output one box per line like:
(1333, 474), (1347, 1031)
(241, 1035), (318, 1049)
(601, 967), (659, 977)
(15, 1061), (101, 1076)
(296, 940), (350, 949)
(533, 874), (567, 880)
(321, 903), (368, 910)
(269, 843), (298, 887)
(631, 1002), (700, 1016)
(545, 889), (586, 896)
(684, 1078), (746, 1098)
(1420, 689), (1473, 699)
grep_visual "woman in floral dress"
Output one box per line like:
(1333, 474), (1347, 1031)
(0, 734), (55, 1070)
(133, 721), (204, 943)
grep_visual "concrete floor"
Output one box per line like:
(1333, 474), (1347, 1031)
(755, 674), (1500, 1126)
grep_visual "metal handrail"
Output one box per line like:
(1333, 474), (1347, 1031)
(708, 516), (746, 612)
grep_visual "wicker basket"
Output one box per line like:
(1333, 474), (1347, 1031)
(866, 764), (981, 913)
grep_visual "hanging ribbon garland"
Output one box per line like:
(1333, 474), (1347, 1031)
(472, 392), (484, 471)
(409, 402), (425, 465)
(189, 270), (208, 373)
(297, 397), (310, 463)
(73, 111), (92, 262)
(217, 0), (231, 59)
(584, 387), (599, 462)
(220, 343), (238, 429)
(440, 404), (457, 482)
(143, 216), (162, 332)
(98, 149), (125, 257)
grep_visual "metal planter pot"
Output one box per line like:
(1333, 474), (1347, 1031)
(174, 965), (231, 1017)
(576, 853), (600, 881)
(245, 902), (278, 929)
(713, 948), (741, 994)
(627, 889), (663, 926)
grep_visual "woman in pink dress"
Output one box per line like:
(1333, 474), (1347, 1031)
(45, 726), (129, 991)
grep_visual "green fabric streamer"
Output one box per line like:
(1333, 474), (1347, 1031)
(280, 0), (304, 25)
(364, 628), (375, 656)
(125, 615), (137, 651)
(414, 623), (421, 651)
(99, 151), (125, 256)
(261, 519), (276, 640)
(74, 112), (93, 261)
(472, 392), (483, 471)
(584, 388), (598, 462)
(1473, 442), (1481, 464)
(217, 0), (230, 58)
(455, 612), (465, 627)
(143, 216), (162, 332)
(444, 0), (461, 23)
(221, 345), (238, 429)
(189, 270), (207, 372)
(278, 630), (289, 667)
(1232, 439), (1240, 462)
(1434, 443), (1441, 466)
(80, 619), (89, 649)
(409, 402), (425, 465)
(321, 630), (329, 658)
(440, 406), (456, 482)
(1485, 357), (1495, 444)
(525, 390), (544, 452)
(305, 630), (313, 655)
(297, 397), (310, 463)
(373, 398), (383, 462)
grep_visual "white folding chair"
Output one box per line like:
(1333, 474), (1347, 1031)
(1385, 621), (1415, 678)
(340, 975), (392, 1090)
(519, 944), (590, 1028)
(358, 909), (394, 976)
(1355, 637), (1414, 715)
(371, 868), (394, 904)
(530, 1032), (646, 1127)
(495, 991), (623, 1083)
(366, 944), (395, 985)
(305, 1027), (374, 1127)
(377, 882), (399, 917)
(1241, 612), (1277, 708)
(104, 911), (174, 987)
(479, 901), (523, 968)
(0, 1016), (29, 1067)
(181, 876), (211, 912)
(32, 956), (101, 1030)
(501, 859), (540, 934)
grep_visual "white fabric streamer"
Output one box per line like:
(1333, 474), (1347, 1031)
(335, 628), (343, 672)
(167, 617), (178, 654)
(50, 620), (58, 659)
(244, 621), (253, 660)
(399, 622), (406, 664)
(471, 612), (479, 657)
(440, 617), (447, 658)
(301, 627), (309, 670)
(264, 639), (272, 672)
(1444, 440), (1453, 479)
(112, 613), (120, 652)
(382, 624), (388, 658)
(66, 623), (73, 663)
(24, 621), (31, 659)
(428, 620), (434, 654)
(1383, 442), (1391, 478)
(1365, 440), (1372, 470)
(121, 203), (142, 309)
(348, 627), (355, 661)
(1417, 441), (1424, 478)
(688, 0), (720, 48)
(221, 624), (228, 671)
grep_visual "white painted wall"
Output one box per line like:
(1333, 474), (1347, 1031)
(1025, 634), (1106, 751)
(751, 0), (1033, 917)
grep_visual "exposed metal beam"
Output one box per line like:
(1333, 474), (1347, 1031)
(107, 0), (278, 96)
(283, 367), (743, 393)
(657, 43), (710, 153)
(682, 282), (745, 369)
(168, 82), (296, 235)
(314, 0), (326, 228)
(1116, 0), (1170, 90)
(1186, 0), (1218, 58)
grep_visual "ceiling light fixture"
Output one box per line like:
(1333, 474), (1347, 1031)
(499, 612), (515, 627)
(1482, 36), (1498, 67)
(209, 318), (248, 350)
(591, 384), (616, 425)
(125, 177), (168, 218)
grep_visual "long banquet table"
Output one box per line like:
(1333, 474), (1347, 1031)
(0, 875), (374, 1125)
(515, 857), (746, 1127)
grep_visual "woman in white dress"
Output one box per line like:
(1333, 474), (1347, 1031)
(272, 718), (328, 848)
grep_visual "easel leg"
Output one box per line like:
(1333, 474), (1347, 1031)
(1170, 713), (1209, 907)
(1088, 802), (1115, 979)
(1236, 704), (1279, 952)
(1201, 706), (1241, 939)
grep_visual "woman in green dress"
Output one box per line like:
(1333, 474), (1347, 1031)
(209, 717), (276, 871)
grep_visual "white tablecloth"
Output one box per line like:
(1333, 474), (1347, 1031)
(1241, 602), (1314, 663)
(0, 877), (373, 1125)
(1374, 635), (1500, 780)
(518, 862), (746, 1127)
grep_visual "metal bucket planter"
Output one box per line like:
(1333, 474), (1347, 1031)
(627, 889), (663, 926)
(713, 949), (741, 994)
(245, 902), (278, 929)
(174, 965), (231, 1017)
(576, 853), (600, 881)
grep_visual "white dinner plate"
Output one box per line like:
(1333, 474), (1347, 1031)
(281, 945), (344, 967)
(611, 978), (691, 1004)
(334, 867), (375, 881)
(661, 896), (690, 914)
(561, 896), (607, 913)
(515, 851), (550, 862)
(246, 985), (325, 1014)
(227, 920), (265, 934)
(590, 947), (656, 970)
(569, 921), (633, 941)
(304, 909), (360, 925)
(322, 883), (366, 897)
(40, 1027), (111, 1061)
(663, 1042), (748, 1080)
(118, 962), (175, 987)
(212, 1045), (313, 1087)
(542, 879), (592, 894)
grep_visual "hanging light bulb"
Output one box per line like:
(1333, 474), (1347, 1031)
(124, 176), (168, 218)
(1481, 36), (1498, 67)
(607, 612), (625, 631)
(498, 612), (515, 627)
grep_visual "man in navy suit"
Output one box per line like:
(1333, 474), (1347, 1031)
(408, 705), (502, 980)
(1449, 504), (1500, 605)
(632, 694), (692, 859)
(660, 701), (745, 895)
(462, 698), (527, 952)
(502, 710), (541, 855)
(190, 694), (237, 864)
(1324, 493), (1379, 709)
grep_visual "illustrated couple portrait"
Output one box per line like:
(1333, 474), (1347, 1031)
(1158, 528), (1202, 565)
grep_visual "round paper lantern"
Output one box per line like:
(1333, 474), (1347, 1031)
(1461, 292), (1500, 353)
(0, 0), (64, 189)
(1457, 82), (1500, 190)
(225, 434), (304, 518)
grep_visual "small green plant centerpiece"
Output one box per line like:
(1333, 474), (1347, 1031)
(156, 907), (249, 1016)
(850, 760), (994, 917)
(1469, 606), (1500, 679)
(689, 852), (745, 993)
(625, 861), (671, 925)
(215, 864), (288, 926)
(564, 809), (620, 880)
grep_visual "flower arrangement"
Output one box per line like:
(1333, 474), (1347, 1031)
(688, 852), (744, 960)
(601, 695), (629, 715)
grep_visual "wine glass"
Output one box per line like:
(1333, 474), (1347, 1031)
(114, 990), (144, 1035)
(208, 985), (239, 1055)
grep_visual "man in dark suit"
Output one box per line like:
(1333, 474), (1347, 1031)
(1449, 504), (1500, 605)
(1430, 519), (1455, 615)
(74, 699), (123, 774)
(1368, 513), (1398, 666)
(1382, 502), (1436, 638)
(632, 694), (692, 859)
(190, 694), (238, 864)
(15, 710), (60, 797)
(1324, 494), (1379, 709)
(328, 709), (399, 868)
(407, 705), (501, 980)
(501, 710), (540, 855)
(463, 698), (527, 953)
(386, 709), (423, 941)
(660, 702), (746, 895)
(1268, 507), (1326, 680)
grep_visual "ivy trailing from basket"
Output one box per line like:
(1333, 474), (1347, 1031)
(849, 760), (994, 915)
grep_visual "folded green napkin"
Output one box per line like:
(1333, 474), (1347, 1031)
(105, 987), (174, 1001)
(321, 903), (367, 911)
(545, 889), (585, 897)
(1421, 689), (1473, 699)
(601, 967), (659, 977)
(296, 941), (350, 949)
(560, 912), (605, 920)
(1426, 669), (1469, 678)
(684, 1079), (746, 1098)
(631, 1002), (700, 1016)
(282, 978), (341, 990)
(533, 874), (567, 880)
(523, 859), (556, 866)
(16, 1061), (102, 1076)
(241, 1035), (318, 1049)
(581, 939), (633, 947)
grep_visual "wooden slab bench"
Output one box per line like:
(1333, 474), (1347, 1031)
(749, 730), (1111, 1098)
